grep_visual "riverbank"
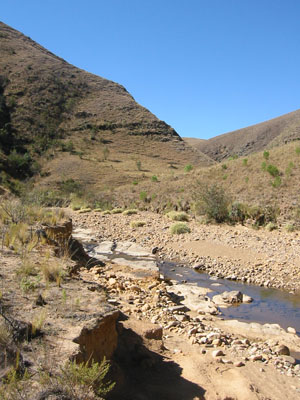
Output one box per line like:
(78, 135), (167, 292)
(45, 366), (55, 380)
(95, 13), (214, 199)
(71, 209), (300, 293)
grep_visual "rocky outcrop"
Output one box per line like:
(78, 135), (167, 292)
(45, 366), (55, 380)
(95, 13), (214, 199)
(72, 306), (119, 364)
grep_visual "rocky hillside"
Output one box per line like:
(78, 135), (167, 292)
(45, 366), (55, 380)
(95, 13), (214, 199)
(189, 109), (300, 161)
(0, 21), (212, 188)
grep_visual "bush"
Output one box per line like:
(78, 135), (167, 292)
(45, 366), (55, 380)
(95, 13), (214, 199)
(265, 222), (277, 231)
(195, 184), (230, 223)
(295, 146), (300, 155)
(130, 220), (146, 228)
(242, 158), (248, 166)
(221, 164), (227, 170)
(266, 164), (280, 177)
(184, 164), (193, 172)
(229, 202), (248, 224)
(271, 176), (281, 188)
(170, 222), (191, 234)
(151, 175), (158, 182)
(263, 151), (270, 160)
(166, 211), (189, 221)
(111, 208), (123, 214)
(123, 209), (138, 216)
(139, 191), (148, 202)
(136, 160), (142, 171)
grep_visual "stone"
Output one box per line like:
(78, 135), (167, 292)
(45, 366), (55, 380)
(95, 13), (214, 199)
(274, 344), (290, 356)
(35, 293), (47, 306)
(281, 355), (296, 365)
(72, 307), (119, 363)
(144, 325), (163, 340)
(212, 350), (224, 358)
(287, 327), (296, 334)
(234, 361), (245, 367)
(242, 294), (253, 303)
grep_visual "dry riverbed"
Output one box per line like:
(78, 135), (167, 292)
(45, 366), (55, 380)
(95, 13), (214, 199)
(69, 208), (300, 399)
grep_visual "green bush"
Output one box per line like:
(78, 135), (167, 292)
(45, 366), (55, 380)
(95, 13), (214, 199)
(229, 202), (248, 224)
(184, 164), (193, 172)
(242, 158), (248, 166)
(170, 222), (191, 234)
(266, 222), (277, 231)
(263, 151), (270, 160)
(271, 176), (281, 188)
(261, 161), (267, 171)
(221, 164), (227, 170)
(196, 184), (230, 223)
(266, 164), (280, 177)
(295, 146), (300, 155)
(139, 191), (148, 202)
(166, 211), (189, 221)
(151, 175), (158, 182)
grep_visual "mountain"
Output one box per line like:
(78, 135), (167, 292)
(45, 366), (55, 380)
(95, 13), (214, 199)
(189, 109), (300, 161)
(0, 21), (212, 188)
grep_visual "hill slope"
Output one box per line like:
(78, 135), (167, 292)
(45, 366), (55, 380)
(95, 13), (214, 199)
(191, 109), (300, 161)
(0, 21), (212, 188)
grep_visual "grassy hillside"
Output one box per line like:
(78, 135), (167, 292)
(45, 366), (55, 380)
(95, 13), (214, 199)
(192, 109), (300, 161)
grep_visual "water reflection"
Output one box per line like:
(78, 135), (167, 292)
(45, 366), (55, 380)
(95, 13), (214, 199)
(160, 261), (300, 334)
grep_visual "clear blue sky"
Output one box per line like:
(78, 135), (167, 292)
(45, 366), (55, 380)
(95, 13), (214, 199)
(2, 0), (300, 139)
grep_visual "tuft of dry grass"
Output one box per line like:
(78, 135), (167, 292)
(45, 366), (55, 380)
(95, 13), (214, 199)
(166, 211), (189, 221)
(130, 220), (146, 228)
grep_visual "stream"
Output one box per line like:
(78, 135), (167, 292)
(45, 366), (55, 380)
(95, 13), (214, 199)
(79, 233), (300, 336)
(160, 261), (300, 335)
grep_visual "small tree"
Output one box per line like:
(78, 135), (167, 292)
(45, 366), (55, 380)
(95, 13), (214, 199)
(196, 184), (230, 223)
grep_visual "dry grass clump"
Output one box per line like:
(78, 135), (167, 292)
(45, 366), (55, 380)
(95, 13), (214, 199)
(111, 208), (123, 214)
(102, 210), (111, 215)
(40, 261), (65, 286)
(166, 211), (189, 221)
(123, 209), (138, 216)
(170, 222), (191, 235)
(130, 220), (146, 228)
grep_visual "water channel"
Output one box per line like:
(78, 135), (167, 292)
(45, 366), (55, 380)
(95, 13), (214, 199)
(160, 261), (300, 335)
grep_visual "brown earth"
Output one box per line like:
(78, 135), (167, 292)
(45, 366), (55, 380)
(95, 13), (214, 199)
(1, 207), (300, 399)
(186, 109), (300, 161)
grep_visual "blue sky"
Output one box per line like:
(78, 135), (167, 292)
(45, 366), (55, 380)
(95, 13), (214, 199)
(2, 0), (300, 139)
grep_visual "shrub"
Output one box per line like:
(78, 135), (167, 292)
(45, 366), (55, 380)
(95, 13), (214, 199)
(151, 175), (158, 182)
(265, 222), (277, 231)
(102, 210), (111, 215)
(123, 209), (138, 216)
(139, 191), (148, 202)
(166, 211), (189, 221)
(261, 161), (267, 171)
(229, 202), (248, 224)
(263, 151), (270, 160)
(221, 164), (227, 170)
(136, 160), (142, 171)
(242, 158), (248, 166)
(103, 146), (110, 160)
(170, 222), (191, 234)
(295, 146), (300, 155)
(130, 220), (146, 228)
(40, 261), (65, 285)
(285, 223), (296, 232)
(132, 180), (138, 185)
(271, 176), (281, 188)
(285, 161), (295, 177)
(195, 184), (230, 223)
(111, 208), (123, 214)
(184, 164), (193, 172)
(266, 164), (280, 177)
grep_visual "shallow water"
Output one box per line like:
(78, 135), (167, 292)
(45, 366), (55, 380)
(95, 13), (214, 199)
(159, 261), (300, 335)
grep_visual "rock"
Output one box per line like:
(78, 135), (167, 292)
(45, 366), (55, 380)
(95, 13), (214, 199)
(35, 293), (47, 306)
(212, 350), (224, 358)
(250, 354), (263, 361)
(168, 305), (189, 313)
(242, 294), (253, 303)
(151, 246), (159, 254)
(72, 307), (119, 363)
(287, 327), (297, 334)
(234, 361), (245, 367)
(274, 344), (290, 356)
(144, 325), (163, 340)
(281, 355), (296, 365)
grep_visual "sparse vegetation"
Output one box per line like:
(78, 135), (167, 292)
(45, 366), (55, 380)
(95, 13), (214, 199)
(111, 208), (123, 214)
(263, 151), (270, 160)
(266, 164), (280, 177)
(194, 184), (230, 223)
(166, 211), (189, 221)
(123, 209), (138, 215)
(130, 220), (146, 228)
(170, 222), (191, 234)
(151, 175), (158, 182)
(136, 160), (142, 171)
(184, 164), (193, 172)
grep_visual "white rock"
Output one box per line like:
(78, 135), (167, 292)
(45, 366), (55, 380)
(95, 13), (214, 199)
(287, 327), (296, 334)
(212, 350), (224, 358)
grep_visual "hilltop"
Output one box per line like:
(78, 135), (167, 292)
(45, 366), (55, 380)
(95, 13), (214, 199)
(185, 109), (300, 161)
